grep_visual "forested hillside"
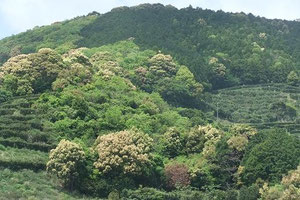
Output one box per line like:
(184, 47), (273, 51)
(1, 4), (300, 89)
(0, 3), (299, 200)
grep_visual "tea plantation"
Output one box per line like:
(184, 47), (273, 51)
(208, 83), (300, 136)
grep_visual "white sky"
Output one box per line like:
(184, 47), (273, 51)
(0, 0), (300, 39)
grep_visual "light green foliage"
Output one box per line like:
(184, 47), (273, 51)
(226, 124), (257, 152)
(52, 49), (93, 90)
(0, 7), (299, 197)
(0, 146), (48, 170)
(161, 127), (184, 158)
(282, 165), (300, 187)
(199, 125), (223, 159)
(33, 41), (192, 141)
(259, 166), (300, 200)
(0, 169), (99, 200)
(2, 4), (300, 89)
(175, 66), (203, 96)
(227, 135), (248, 152)
(94, 129), (153, 175)
(209, 57), (226, 77)
(0, 15), (97, 65)
(185, 126), (206, 154)
(172, 154), (216, 189)
(148, 53), (177, 82)
(259, 183), (284, 200)
(287, 71), (299, 86)
(230, 124), (257, 138)
(47, 139), (85, 188)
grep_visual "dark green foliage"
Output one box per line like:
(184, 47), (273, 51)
(178, 108), (209, 126)
(241, 129), (300, 184)
(121, 187), (239, 200)
(270, 101), (297, 121)
(205, 189), (238, 200)
(77, 4), (299, 88)
(214, 136), (243, 188)
(238, 185), (260, 200)
(0, 89), (12, 103)
(156, 78), (198, 108)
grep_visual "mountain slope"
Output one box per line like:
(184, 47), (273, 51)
(0, 14), (97, 64)
(1, 4), (300, 89)
(0, 4), (299, 199)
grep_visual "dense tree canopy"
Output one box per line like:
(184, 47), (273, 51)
(1, 4), (300, 89)
(94, 129), (153, 175)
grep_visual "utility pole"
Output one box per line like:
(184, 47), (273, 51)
(217, 101), (219, 121)
(216, 94), (220, 121)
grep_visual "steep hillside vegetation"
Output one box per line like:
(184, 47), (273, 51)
(1, 4), (299, 89)
(0, 4), (299, 199)
(0, 39), (298, 199)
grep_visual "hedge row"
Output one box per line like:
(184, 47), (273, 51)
(0, 137), (55, 152)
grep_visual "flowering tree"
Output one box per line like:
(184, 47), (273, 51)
(94, 129), (153, 175)
(0, 48), (64, 94)
(161, 127), (184, 158)
(189, 125), (222, 158)
(259, 165), (300, 200)
(46, 139), (85, 189)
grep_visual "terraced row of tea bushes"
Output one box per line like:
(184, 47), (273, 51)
(0, 97), (56, 151)
(0, 145), (48, 171)
(0, 95), (101, 199)
(0, 96), (57, 172)
(0, 169), (101, 200)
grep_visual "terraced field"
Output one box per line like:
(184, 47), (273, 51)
(0, 96), (97, 199)
(0, 96), (54, 170)
(207, 83), (300, 136)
